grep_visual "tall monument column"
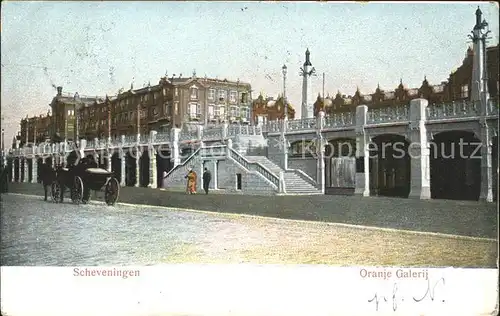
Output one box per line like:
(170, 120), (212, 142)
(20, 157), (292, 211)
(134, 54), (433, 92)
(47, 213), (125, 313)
(300, 49), (316, 119)
(468, 7), (493, 202)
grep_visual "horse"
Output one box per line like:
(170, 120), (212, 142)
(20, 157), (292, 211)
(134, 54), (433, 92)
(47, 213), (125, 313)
(39, 162), (58, 201)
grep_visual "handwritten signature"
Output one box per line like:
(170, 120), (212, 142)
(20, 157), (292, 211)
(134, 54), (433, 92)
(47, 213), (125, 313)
(368, 277), (445, 311)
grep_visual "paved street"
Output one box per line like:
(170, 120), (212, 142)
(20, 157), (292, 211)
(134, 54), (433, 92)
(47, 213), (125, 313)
(5, 183), (499, 238)
(0, 193), (497, 267)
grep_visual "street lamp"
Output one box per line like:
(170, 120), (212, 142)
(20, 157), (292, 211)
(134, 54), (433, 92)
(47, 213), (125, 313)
(282, 64), (288, 121)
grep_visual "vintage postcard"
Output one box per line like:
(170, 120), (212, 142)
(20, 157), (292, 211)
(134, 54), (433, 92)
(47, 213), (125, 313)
(0, 1), (498, 315)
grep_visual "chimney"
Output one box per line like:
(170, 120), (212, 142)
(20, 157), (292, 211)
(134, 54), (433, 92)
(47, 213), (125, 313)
(57, 86), (62, 96)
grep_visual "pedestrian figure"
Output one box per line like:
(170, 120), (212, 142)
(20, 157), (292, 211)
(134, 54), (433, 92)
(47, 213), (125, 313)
(185, 169), (197, 194)
(161, 170), (168, 190)
(202, 167), (211, 195)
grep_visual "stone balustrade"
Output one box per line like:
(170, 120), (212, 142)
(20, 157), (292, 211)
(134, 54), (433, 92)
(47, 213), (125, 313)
(6, 99), (499, 158)
(426, 100), (479, 120)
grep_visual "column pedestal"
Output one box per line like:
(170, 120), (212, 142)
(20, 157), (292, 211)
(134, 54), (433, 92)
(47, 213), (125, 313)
(148, 148), (157, 189)
(212, 160), (218, 189)
(31, 158), (38, 184)
(135, 147), (141, 188)
(408, 99), (431, 200)
(120, 151), (126, 187)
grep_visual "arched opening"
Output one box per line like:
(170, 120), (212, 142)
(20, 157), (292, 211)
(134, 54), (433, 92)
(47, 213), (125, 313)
(139, 148), (150, 187)
(111, 152), (121, 182)
(7, 158), (13, 182)
(370, 134), (411, 198)
(20, 158), (25, 182)
(324, 138), (356, 194)
(125, 152), (136, 186)
(430, 131), (481, 201)
(27, 158), (33, 182)
(156, 146), (172, 188)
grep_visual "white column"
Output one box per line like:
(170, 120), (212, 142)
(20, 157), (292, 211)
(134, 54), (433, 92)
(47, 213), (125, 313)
(120, 149), (126, 187)
(316, 111), (326, 193)
(24, 156), (29, 183)
(18, 156), (23, 182)
(135, 147), (141, 187)
(354, 105), (370, 197)
(31, 157), (38, 184)
(11, 158), (15, 182)
(170, 128), (181, 167)
(408, 98), (431, 199)
(479, 120), (493, 202)
(212, 160), (218, 189)
(148, 131), (158, 189)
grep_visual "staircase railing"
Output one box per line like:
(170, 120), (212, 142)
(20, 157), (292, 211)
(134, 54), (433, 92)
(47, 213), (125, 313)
(227, 147), (279, 188)
(164, 145), (227, 179)
(164, 147), (202, 179)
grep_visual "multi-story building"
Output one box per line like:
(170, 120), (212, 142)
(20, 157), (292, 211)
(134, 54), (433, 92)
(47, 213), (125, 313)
(169, 73), (253, 125)
(315, 44), (499, 116)
(50, 86), (104, 141)
(19, 110), (52, 147)
(77, 76), (175, 140)
(67, 74), (252, 140)
(252, 94), (296, 124)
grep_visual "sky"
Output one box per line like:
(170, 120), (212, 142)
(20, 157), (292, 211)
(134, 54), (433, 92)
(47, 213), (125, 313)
(1, 1), (498, 148)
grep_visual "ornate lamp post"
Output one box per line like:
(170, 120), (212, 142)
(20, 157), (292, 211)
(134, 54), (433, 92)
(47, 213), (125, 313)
(468, 6), (491, 106)
(282, 64), (288, 121)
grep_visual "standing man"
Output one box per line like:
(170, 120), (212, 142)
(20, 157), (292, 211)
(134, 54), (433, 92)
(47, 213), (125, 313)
(202, 167), (211, 195)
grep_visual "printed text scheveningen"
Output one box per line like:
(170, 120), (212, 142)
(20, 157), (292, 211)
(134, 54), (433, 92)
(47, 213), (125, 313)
(73, 267), (140, 279)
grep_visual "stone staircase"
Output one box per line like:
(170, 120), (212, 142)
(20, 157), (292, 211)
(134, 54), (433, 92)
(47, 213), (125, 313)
(245, 156), (322, 195)
(234, 134), (268, 156)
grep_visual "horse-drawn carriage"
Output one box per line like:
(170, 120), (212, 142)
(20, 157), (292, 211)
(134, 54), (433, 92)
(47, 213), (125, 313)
(51, 153), (120, 206)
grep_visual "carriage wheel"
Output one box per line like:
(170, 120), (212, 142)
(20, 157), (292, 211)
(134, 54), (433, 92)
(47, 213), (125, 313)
(51, 181), (61, 203)
(71, 176), (84, 204)
(105, 177), (120, 206)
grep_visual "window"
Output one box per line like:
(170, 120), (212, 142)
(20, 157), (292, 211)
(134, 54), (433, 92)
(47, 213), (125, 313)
(230, 106), (238, 117)
(154, 92), (159, 101)
(230, 91), (237, 103)
(219, 105), (225, 117)
(241, 92), (248, 104)
(190, 87), (198, 100)
(208, 104), (214, 119)
(240, 107), (249, 119)
(461, 84), (468, 98)
(152, 106), (158, 117)
(209, 89), (215, 100)
(218, 90), (226, 101)
(189, 103), (197, 118)
(163, 88), (167, 96)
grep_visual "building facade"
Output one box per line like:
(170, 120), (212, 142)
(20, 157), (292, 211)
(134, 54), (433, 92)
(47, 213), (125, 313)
(19, 110), (52, 147)
(50, 86), (104, 141)
(252, 94), (296, 124)
(314, 44), (499, 116)
(170, 73), (252, 126)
